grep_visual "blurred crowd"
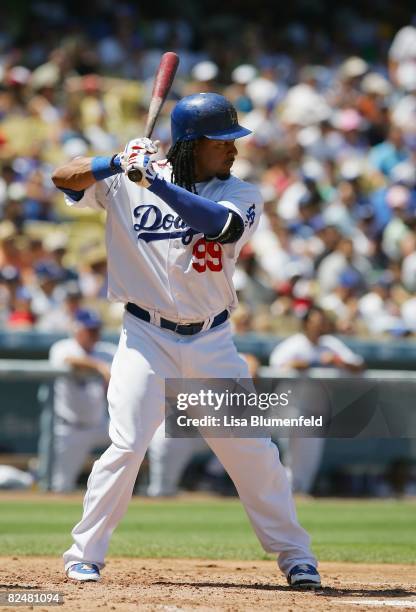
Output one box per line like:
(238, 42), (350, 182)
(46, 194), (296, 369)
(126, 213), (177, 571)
(0, 2), (416, 338)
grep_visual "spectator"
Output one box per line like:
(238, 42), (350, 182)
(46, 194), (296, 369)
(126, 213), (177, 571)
(369, 127), (409, 177)
(270, 306), (364, 373)
(38, 309), (115, 492)
(401, 234), (416, 292)
(230, 304), (254, 335)
(317, 237), (370, 295)
(0, 10), (415, 341)
(358, 272), (407, 336)
(388, 23), (416, 86)
(0, 222), (21, 269)
(319, 268), (361, 333)
(78, 246), (107, 299)
(36, 281), (83, 332)
(0, 265), (19, 325)
(269, 306), (365, 494)
(381, 185), (413, 261)
(31, 261), (65, 317)
(7, 285), (35, 329)
(42, 232), (78, 282)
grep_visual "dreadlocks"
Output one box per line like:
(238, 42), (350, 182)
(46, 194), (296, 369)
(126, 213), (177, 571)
(166, 140), (198, 194)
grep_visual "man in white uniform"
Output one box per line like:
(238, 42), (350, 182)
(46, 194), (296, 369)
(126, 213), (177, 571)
(270, 306), (364, 494)
(45, 309), (114, 492)
(52, 93), (321, 588)
(147, 352), (261, 497)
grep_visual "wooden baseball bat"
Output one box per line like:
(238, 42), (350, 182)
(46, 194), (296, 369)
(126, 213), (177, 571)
(128, 51), (180, 182)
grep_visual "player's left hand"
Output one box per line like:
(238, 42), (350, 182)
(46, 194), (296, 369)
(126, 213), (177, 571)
(120, 138), (160, 187)
(122, 151), (158, 187)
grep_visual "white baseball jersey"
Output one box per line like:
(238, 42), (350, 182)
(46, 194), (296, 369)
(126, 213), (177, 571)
(50, 338), (116, 426)
(270, 333), (364, 369)
(65, 163), (263, 322)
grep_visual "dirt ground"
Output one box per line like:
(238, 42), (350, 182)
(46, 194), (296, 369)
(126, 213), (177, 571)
(0, 557), (415, 612)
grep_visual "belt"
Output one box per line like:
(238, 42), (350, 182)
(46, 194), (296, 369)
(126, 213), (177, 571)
(125, 302), (229, 336)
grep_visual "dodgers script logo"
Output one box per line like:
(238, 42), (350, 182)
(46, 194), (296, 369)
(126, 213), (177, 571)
(245, 204), (256, 228)
(133, 205), (197, 245)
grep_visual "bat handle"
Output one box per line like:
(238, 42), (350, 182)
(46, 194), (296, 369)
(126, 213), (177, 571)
(127, 168), (143, 183)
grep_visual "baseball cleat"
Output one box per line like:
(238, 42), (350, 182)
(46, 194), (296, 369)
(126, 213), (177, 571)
(287, 564), (321, 588)
(66, 563), (101, 582)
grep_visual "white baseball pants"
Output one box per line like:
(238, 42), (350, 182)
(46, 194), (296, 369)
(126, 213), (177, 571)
(63, 311), (317, 575)
(286, 437), (325, 494)
(52, 419), (110, 492)
(147, 422), (208, 496)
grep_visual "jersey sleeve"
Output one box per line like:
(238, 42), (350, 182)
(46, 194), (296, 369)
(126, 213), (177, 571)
(94, 342), (117, 364)
(49, 341), (76, 368)
(49, 342), (64, 368)
(322, 335), (364, 366)
(269, 336), (302, 368)
(63, 177), (114, 211)
(217, 181), (263, 259)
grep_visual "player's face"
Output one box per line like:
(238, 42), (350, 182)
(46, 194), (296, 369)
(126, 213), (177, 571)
(305, 311), (326, 340)
(194, 138), (238, 181)
(76, 326), (101, 352)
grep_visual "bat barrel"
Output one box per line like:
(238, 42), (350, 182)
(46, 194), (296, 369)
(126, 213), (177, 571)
(128, 51), (179, 184)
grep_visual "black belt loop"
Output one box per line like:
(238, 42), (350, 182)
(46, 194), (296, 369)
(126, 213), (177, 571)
(125, 302), (228, 336)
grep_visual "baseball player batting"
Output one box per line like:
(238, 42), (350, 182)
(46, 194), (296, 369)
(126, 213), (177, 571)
(52, 91), (321, 589)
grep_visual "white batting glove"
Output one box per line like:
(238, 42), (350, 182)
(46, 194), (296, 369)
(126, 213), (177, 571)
(120, 137), (160, 187)
(124, 152), (158, 188)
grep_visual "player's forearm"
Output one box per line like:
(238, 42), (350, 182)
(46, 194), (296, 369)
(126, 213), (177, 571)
(52, 157), (96, 191)
(148, 176), (229, 236)
(64, 355), (106, 375)
(340, 361), (365, 373)
(52, 154), (123, 192)
(288, 359), (311, 370)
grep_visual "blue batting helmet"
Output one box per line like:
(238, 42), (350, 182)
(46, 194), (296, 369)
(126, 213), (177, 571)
(171, 93), (251, 145)
(74, 308), (102, 329)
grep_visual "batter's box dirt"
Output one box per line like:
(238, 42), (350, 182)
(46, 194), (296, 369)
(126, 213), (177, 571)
(0, 558), (415, 612)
